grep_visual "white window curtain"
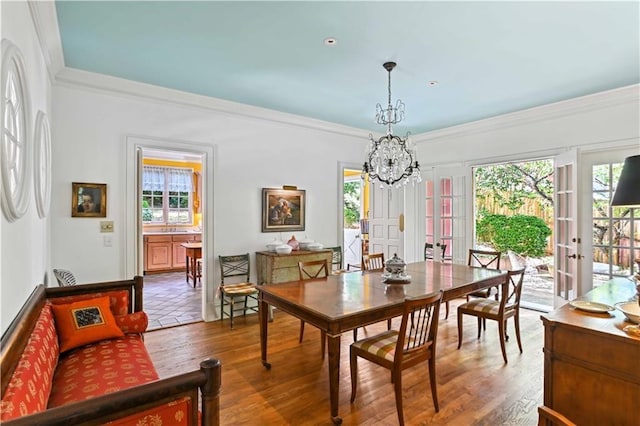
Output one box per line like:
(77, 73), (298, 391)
(143, 166), (192, 192)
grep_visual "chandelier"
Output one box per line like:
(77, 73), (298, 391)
(362, 61), (421, 188)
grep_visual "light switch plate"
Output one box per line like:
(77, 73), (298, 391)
(100, 221), (114, 233)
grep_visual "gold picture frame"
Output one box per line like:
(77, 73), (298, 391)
(262, 188), (305, 232)
(72, 182), (107, 217)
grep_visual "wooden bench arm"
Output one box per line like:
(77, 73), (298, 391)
(3, 359), (221, 426)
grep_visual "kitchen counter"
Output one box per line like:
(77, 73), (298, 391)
(143, 230), (201, 236)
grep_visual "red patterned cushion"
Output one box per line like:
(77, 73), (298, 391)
(51, 290), (130, 316)
(0, 303), (59, 421)
(107, 396), (194, 426)
(47, 334), (159, 408)
(115, 312), (149, 334)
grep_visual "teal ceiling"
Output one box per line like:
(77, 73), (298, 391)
(55, 1), (639, 134)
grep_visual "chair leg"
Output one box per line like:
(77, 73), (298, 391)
(514, 314), (523, 353)
(349, 350), (358, 402)
(353, 328), (358, 341)
(428, 356), (439, 412)
(498, 318), (508, 363)
(299, 320), (305, 343)
(220, 295), (224, 322)
(243, 295), (248, 316)
(392, 368), (405, 426)
(476, 317), (482, 339)
(387, 319), (392, 330)
(229, 297), (235, 329)
(457, 310), (463, 349)
(444, 301), (450, 319)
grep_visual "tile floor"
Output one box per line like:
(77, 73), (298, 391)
(143, 272), (202, 331)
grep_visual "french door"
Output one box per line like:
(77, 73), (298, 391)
(554, 149), (580, 302)
(580, 147), (640, 288)
(424, 166), (469, 264)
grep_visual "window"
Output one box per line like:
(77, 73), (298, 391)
(1, 40), (31, 222)
(142, 166), (193, 224)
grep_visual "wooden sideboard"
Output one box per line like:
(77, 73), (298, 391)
(255, 250), (333, 285)
(540, 278), (639, 425)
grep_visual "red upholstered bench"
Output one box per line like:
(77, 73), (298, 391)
(1, 277), (220, 425)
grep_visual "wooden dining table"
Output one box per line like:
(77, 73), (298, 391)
(257, 260), (508, 424)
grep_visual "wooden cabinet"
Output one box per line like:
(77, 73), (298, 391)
(540, 278), (639, 425)
(146, 235), (172, 271)
(256, 250), (333, 285)
(144, 233), (201, 273)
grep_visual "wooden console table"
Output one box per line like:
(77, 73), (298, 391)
(255, 250), (333, 285)
(540, 278), (639, 425)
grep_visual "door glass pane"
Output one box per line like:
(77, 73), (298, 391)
(591, 161), (638, 285)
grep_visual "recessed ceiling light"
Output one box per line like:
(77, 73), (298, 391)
(428, 80), (439, 86)
(324, 37), (337, 46)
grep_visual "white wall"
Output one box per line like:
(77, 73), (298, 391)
(1, 1), (53, 333)
(415, 86), (639, 166)
(51, 83), (366, 288)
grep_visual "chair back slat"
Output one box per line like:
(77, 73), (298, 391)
(500, 268), (526, 314)
(298, 260), (329, 280)
(468, 249), (501, 269)
(396, 292), (442, 358)
(362, 252), (385, 271)
(219, 253), (251, 284)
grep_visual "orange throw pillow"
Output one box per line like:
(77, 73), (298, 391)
(52, 296), (124, 353)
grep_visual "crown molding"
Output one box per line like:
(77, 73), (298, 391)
(27, 0), (65, 84)
(55, 67), (368, 139)
(414, 84), (640, 144)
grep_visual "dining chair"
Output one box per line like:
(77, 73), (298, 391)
(53, 269), (77, 286)
(327, 246), (348, 274)
(362, 252), (385, 271)
(218, 253), (258, 329)
(353, 252), (390, 340)
(537, 406), (577, 426)
(424, 243), (451, 319)
(424, 242), (446, 261)
(349, 292), (443, 426)
(457, 268), (526, 363)
(297, 259), (330, 358)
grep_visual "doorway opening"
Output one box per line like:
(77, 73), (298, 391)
(342, 169), (366, 269)
(141, 148), (204, 330)
(472, 158), (555, 311)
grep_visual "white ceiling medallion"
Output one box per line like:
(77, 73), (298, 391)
(1, 39), (32, 222)
(34, 110), (51, 218)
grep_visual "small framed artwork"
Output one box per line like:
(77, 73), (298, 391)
(72, 182), (107, 217)
(262, 188), (305, 232)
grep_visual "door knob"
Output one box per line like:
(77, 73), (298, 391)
(567, 254), (577, 259)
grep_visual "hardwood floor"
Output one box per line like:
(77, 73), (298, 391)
(145, 299), (544, 425)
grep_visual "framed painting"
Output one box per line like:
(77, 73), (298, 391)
(262, 188), (305, 232)
(72, 182), (107, 217)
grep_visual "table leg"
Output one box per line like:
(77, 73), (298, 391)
(259, 298), (271, 370)
(185, 253), (190, 283)
(327, 333), (342, 425)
